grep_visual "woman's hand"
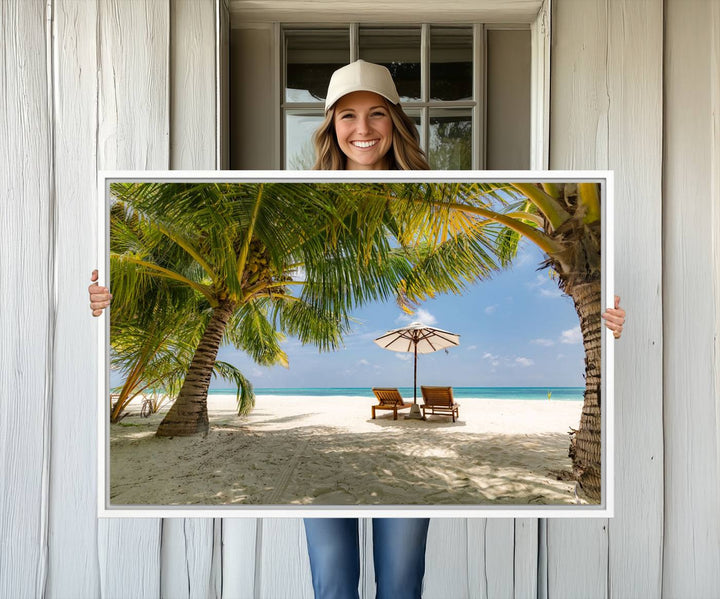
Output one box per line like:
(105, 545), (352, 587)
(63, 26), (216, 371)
(602, 295), (625, 339)
(89, 269), (112, 317)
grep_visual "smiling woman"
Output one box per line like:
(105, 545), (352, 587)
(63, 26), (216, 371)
(333, 91), (394, 170)
(301, 59), (434, 599)
(311, 60), (430, 171)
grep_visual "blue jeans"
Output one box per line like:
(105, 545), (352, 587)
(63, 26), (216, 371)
(303, 518), (430, 599)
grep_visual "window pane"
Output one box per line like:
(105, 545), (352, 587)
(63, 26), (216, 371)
(486, 30), (530, 169)
(285, 112), (324, 169)
(429, 109), (472, 170)
(286, 30), (349, 103)
(402, 109), (423, 148)
(359, 27), (421, 102)
(430, 27), (473, 101)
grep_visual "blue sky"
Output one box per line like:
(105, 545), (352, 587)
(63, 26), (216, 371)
(213, 238), (585, 389)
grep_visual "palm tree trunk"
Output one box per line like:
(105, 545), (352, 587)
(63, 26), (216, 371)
(156, 299), (236, 437)
(568, 280), (603, 501)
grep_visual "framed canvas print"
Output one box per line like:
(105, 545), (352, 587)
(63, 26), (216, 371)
(97, 170), (614, 518)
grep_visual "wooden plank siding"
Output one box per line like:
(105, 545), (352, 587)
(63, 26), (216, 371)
(46, 0), (102, 597)
(2, 0), (720, 597)
(0, 1), (54, 597)
(257, 519), (315, 597)
(548, 2), (611, 593)
(425, 520), (473, 598)
(170, 0), (217, 171)
(548, 1), (663, 597)
(548, 1), (664, 598)
(163, 1), (220, 598)
(605, 1), (664, 596)
(221, 519), (258, 597)
(663, 1), (720, 596)
(95, 0), (169, 596)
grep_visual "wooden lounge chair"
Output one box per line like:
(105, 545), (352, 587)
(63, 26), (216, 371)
(420, 386), (460, 422)
(371, 388), (413, 420)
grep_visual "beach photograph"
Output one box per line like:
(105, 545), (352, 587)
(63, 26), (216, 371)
(106, 179), (605, 508)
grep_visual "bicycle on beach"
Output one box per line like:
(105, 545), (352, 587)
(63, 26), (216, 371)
(140, 396), (153, 418)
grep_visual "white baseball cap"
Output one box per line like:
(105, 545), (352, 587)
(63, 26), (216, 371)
(324, 60), (400, 112)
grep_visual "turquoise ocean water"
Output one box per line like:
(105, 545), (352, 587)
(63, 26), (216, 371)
(208, 387), (584, 401)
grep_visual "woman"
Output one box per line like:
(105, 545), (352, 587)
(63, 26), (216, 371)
(302, 60), (433, 599)
(89, 60), (627, 599)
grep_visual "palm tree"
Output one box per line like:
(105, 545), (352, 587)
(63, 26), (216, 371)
(109, 199), (262, 422)
(109, 182), (516, 438)
(110, 182), (349, 436)
(415, 182), (604, 501)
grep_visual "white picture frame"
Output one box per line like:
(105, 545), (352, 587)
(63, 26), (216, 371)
(97, 169), (614, 519)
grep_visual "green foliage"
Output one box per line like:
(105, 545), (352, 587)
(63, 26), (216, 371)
(213, 361), (255, 415)
(108, 181), (543, 425)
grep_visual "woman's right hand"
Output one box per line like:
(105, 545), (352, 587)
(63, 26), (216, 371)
(89, 269), (112, 317)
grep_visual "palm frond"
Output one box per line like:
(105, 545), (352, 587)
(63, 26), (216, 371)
(224, 299), (289, 367)
(213, 361), (255, 415)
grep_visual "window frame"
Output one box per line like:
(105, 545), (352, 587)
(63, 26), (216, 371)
(280, 23), (495, 170)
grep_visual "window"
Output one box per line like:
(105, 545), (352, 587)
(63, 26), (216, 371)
(283, 25), (478, 170)
(228, 23), (531, 170)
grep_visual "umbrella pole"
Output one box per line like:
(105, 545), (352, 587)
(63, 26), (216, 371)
(413, 343), (418, 404)
(406, 342), (423, 419)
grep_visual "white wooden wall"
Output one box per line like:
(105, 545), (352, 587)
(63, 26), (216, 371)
(1, 0), (719, 597)
(549, 1), (664, 596)
(663, 1), (720, 595)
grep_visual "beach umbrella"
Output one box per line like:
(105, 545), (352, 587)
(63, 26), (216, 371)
(373, 322), (460, 418)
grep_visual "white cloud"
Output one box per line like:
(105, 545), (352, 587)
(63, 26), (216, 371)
(484, 304), (498, 315)
(515, 357), (534, 367)
(556, 353), (566, 360)
(560, 326), (582, 344)
(358, 329), (388, 340)
(357, 359), (371, 367)
(395, 353), (413, 361)
(512, 248), (533, 267)
(531, 338), (555, 347)
(415, 308), (437, 325)
(466, 345), (477, 351)
(528, 273), (563, 298)
(289, 266), (306, 281)
(396, 307), (437, 326)
(491, 360), (500, 367)
(528, 273), (547, 288)
(540, 287), (563, 298)
(482, 352), (498, 360)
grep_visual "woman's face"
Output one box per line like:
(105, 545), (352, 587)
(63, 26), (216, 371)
(333, 91), (394, 170)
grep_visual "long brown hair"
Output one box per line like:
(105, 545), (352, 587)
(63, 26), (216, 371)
(312, 100), (430, 171)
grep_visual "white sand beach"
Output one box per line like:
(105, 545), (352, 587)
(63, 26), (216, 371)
(109, 394), (588, 507)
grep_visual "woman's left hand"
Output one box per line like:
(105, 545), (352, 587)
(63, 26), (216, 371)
(602, 295), (626, 339)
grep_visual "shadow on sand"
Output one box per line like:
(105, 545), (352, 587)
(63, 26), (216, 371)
(109, 415), (586, 508)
